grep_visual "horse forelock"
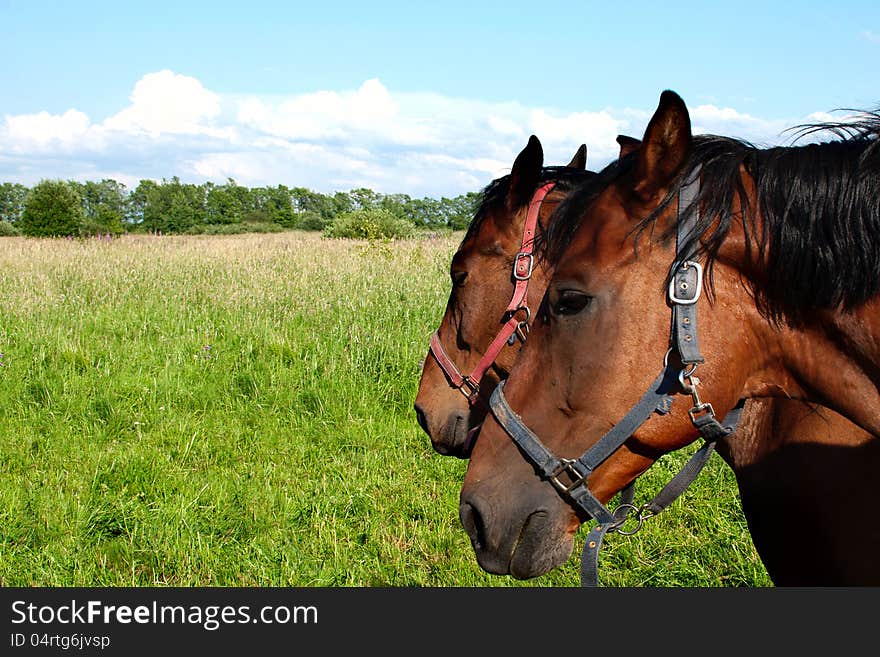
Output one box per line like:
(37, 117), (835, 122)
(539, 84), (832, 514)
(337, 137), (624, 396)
(540, 154), (635, 265)
(464, 166), (597, 251)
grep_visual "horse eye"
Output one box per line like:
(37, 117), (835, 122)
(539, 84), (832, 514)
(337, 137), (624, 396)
(552, 290), (593, 316)
(451, 271), (468, 287)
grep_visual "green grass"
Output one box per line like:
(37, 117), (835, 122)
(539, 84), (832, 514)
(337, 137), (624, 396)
(0, 232), (771, 586)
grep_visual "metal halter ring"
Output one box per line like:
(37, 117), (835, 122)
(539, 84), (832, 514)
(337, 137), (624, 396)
(664, 347), (699, 375)
(608, 503), (644, 536)
(677, 364), (699, 391)
(510, 305), (531, 323)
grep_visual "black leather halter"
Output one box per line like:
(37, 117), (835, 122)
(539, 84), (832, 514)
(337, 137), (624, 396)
(488, 167), (744, 586)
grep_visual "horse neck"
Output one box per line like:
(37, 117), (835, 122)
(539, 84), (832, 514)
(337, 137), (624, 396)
(700, 160), (880, 438)
(743, 298), (880, 438)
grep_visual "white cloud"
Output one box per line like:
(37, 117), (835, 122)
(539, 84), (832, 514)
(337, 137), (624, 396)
(189, 143), (372, 190)
(528, 108), (629, 166)
(0, 71), (856, 197)
(103, 69), (228, 138)
(3, 109), (94, 151)
(691, 104), (781, 139)
(237, 78), (410, 143)
(487, 114), (524, 138)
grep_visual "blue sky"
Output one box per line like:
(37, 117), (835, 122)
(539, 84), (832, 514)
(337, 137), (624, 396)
(1, 1), (878, 198)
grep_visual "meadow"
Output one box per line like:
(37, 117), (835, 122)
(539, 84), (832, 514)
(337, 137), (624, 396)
(0, 231), (771, 586)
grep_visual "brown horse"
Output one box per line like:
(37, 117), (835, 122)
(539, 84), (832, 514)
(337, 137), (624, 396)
(414, 136), (593, 457)
(453, 96), (880, 584)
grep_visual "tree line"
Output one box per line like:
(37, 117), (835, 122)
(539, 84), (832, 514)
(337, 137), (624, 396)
(0, 178), (479, 238)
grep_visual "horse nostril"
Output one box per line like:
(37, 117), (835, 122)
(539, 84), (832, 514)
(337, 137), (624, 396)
(459, 500), (487, 551)
(414, 403), (430, 435)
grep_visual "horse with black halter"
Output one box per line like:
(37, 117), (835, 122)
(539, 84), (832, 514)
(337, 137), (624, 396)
(451, 94), (880, 585)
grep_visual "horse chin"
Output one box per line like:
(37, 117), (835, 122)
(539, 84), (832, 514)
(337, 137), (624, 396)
(432, 412), (480, 458)
(508, 511), (575, 579)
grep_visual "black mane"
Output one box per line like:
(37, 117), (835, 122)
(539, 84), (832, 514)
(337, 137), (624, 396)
(463, 165), (596, 245)
(546, 111), (880, 326)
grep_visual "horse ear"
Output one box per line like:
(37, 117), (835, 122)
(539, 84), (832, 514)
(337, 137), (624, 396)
(567, 144), (587, 170)
(633, 90), (692, 201)
(615, 134), (641, 159)
(508, 135), (543, 210)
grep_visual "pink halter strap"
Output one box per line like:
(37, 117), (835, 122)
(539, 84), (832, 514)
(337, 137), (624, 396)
(428, 181), (556, 405)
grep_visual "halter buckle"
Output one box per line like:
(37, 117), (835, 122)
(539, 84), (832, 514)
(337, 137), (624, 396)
(458, 376), (480, 403)
(668, 261), (703, 305)
(549, 458), (590, 494)
(513, 252), (535, 281)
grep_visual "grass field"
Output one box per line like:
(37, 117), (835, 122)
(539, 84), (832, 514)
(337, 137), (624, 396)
(0, 231), (771, 586)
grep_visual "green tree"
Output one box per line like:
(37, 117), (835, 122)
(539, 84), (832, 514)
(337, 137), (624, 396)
(0, 182), (28, 224)
(206, 178), (247, 225)
(138, 177), (206, 233)
(73, 179), (127, 235)
(401, 197), (444, 226)
(256, 185), (296, 226)
(127, 179), (158, 229)
(20, 180), (84, 237)
(331, 191), (353, 216)
(347, 187), (381, 211)
(142, 180), (171, 233)
(167, 178), (207, 232)
(443, 192), (479, 230)
(378, 193), (411, 220)
(290, 187), (339, 230)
